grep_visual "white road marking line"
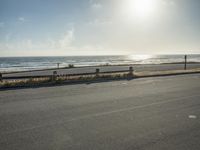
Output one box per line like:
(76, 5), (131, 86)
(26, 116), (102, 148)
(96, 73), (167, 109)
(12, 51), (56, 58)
(121, 82), (127, 85)
(188, 115), (197, 119)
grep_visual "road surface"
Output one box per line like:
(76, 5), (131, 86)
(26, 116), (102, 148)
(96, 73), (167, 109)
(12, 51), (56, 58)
(3, 63), (200, 78)
(0, 74), (200, 150)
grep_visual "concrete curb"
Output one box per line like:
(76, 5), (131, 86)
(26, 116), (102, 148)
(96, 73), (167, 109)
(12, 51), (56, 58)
(134, 70), (200, 79)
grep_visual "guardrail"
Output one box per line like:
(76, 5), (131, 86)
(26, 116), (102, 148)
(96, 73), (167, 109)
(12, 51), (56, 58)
(0, 67), (134, 81)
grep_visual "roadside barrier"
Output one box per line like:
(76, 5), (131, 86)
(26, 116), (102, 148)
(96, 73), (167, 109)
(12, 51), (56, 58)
(1, 67), (134, 80)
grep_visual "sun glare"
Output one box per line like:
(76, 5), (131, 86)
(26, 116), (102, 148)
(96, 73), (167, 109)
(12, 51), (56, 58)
(123, 0), (158, 18)
(135, 0), (157, 16)
(129, 55), (153, 61)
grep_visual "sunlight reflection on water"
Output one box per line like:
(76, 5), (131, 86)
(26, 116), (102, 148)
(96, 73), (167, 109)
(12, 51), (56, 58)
(128, 55), (153, 61)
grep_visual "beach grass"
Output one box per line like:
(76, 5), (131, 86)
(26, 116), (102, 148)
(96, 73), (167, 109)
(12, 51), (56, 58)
(0, 73), (130, 88)
(1, 68), (200, 89)
(0, 77), (52, 88)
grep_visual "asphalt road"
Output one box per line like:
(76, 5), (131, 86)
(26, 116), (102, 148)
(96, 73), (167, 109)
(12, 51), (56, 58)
(0, 74), (200, 150)
(3, 63), (200, 78)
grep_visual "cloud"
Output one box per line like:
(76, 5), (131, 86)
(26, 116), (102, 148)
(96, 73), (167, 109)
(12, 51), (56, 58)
(21, 39), (33, 49)
(0, 27), (120, 56)
(1, 28), (75, 50)
(5, 33), (12, 41)
(91, 3), (102, 9)
(0, 22), (4, 28)
(58, 28), (75, 49)
(90, 0), (102, 9)
(18, 17), (26, 22)
(0, 39), (33, 51)
(87, 19), (112, 26)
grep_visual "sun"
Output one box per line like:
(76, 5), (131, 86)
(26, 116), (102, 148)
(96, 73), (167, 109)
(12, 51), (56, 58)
(123, 0), (158, 18)
(134, 0), (157, 17)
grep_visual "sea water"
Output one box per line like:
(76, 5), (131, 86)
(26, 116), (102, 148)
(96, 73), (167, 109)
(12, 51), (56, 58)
(0, 55), (200, 72)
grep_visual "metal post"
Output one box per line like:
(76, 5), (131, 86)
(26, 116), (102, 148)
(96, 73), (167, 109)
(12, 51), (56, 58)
(184, 55), (187, 70)
(57, 63), (60, 69)
(96, 68), (100, 77)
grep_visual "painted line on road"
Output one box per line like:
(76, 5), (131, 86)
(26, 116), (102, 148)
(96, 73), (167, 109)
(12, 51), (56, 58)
(1, 94), (200, 135)
(188, 115), (197, 119)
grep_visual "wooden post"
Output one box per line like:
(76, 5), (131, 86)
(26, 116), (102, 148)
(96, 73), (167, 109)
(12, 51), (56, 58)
(0, 73), (2, 82)
(184, 55), (187, 70)
(52, 71), (57, 81)
(129, 66), (134, 76)
(96, 68), (100, 77)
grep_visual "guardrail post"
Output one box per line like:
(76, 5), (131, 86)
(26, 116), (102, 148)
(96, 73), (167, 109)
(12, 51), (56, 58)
(52, 71), (57, 81)
(0, 73), (2, 82)
(96, 68), (100, 77)
(129, 66), (134, 76)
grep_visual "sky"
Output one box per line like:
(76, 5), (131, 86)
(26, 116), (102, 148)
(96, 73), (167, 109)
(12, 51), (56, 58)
(0, 0), (200, 56)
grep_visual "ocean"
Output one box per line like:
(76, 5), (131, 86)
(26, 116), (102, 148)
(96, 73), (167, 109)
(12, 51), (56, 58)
(0, 55), (200, 72)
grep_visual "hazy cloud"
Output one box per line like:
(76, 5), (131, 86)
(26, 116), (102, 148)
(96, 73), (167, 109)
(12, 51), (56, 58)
(18, 17), (26, 22)
(0, 39), (33, 51)
(1, 28), (75, 51)
(58, 28), (75, 49)
(90, 0), (102, 9)
(92, 3), (102, 9)
(5, 33), (12, 41)
(0, 22), (4, 28)
(87, 19), (112, 26)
